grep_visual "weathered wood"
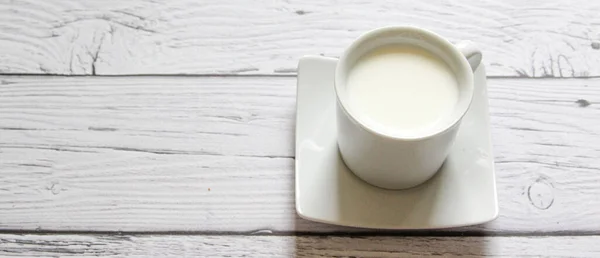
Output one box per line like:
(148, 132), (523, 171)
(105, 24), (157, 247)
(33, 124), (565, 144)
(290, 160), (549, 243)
(0, 234), (599, 257)
(0, 0), (599, 76)
(0, 76), (599, 232)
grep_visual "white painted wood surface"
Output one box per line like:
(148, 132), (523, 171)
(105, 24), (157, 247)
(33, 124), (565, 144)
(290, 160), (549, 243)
(1, 0), (599, 76)
(1, 234), (599, 257)
(1, 76), (598, 233)
(1, 0), (600, 256)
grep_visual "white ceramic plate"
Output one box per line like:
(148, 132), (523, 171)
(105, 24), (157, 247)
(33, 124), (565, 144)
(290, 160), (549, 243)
(295, 56), (498, 229)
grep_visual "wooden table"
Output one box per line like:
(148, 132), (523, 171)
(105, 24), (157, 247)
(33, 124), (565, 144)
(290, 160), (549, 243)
(1, 1), (599, 256)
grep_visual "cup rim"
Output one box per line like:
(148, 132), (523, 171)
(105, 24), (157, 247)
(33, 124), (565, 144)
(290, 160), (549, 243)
(334, 25), (475, 141)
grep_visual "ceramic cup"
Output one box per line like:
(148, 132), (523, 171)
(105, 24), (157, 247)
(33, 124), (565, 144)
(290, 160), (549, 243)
(334, 26), (482, 189)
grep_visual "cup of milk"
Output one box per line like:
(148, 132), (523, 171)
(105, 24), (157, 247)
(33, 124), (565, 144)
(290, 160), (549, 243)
(334, 26), (482, 189)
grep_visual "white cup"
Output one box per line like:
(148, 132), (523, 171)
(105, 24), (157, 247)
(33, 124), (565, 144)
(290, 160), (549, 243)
(334, 26), (482, 189)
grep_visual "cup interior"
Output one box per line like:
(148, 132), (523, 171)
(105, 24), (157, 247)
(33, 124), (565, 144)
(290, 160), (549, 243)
(335, 26), (474, 140)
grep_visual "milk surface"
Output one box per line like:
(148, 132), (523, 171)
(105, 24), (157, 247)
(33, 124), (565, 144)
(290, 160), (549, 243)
(347, 45), (459, 136)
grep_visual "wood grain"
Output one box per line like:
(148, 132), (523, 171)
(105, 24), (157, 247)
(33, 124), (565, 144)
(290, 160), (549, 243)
(1, 76), (599, 233)
(1, 0), (599, 76)
(1, 234), (599, 257)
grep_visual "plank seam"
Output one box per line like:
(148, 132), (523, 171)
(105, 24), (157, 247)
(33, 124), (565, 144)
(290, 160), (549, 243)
(0, 230), (598, 237)
(1, 74), (600, 79)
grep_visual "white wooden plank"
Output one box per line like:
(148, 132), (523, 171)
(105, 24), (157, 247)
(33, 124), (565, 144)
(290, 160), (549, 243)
(0, 234), (599, 257)
(1, 0), (599, 77)
(0, 76), (599, 233)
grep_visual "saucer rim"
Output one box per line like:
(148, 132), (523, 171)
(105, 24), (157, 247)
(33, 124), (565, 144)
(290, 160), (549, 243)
(295, 55), (499, 230)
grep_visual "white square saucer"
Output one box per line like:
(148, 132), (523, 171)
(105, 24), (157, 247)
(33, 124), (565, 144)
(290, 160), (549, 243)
(295, 56), (498, 229)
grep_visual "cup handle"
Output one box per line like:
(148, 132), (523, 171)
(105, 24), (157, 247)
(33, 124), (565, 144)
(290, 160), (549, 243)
(455, 40), (482, 72)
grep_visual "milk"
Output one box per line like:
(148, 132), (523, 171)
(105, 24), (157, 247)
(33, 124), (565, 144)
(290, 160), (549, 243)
(346, 45), (459, 136)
